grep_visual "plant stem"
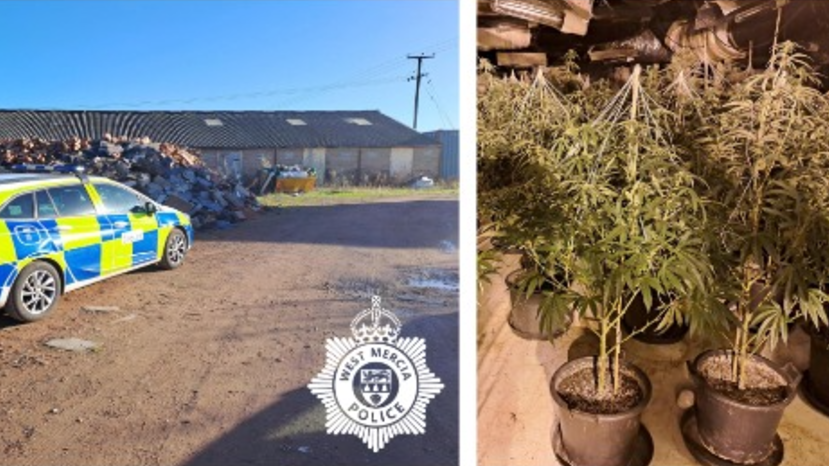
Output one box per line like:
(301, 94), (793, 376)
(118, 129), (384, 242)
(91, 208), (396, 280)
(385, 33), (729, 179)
(731, 328), (740, 382)
(613, 302), (621, 394)
(598, 312), (608, 395)
(738, 309), (751, 390)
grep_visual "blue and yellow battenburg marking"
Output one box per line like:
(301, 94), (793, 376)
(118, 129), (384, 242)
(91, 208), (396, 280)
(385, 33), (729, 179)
(0, 175), (193, 306)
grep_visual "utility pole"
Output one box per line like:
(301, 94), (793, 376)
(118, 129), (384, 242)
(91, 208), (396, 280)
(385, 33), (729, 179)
(407, 54), (434, 130)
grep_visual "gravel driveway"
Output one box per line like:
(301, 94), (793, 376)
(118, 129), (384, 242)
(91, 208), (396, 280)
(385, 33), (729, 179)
(0, 195), (458, 466)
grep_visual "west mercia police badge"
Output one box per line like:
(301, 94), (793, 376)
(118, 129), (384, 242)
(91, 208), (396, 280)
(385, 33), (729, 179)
(308, 296), (444, 452)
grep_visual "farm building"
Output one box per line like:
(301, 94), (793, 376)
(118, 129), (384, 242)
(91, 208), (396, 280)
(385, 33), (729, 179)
(423, 129), (459, 180)
(0, 110), (442, 185)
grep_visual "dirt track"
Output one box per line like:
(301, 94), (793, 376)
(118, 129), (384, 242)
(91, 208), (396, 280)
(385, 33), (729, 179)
(0, 195), (458, 466)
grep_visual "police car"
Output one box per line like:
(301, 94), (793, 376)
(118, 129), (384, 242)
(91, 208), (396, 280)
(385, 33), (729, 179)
(0, 165), (193, 322)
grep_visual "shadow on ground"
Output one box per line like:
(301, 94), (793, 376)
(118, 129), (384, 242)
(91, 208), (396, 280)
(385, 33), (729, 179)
(0, 314), (24, 330)
(195, 200), (458, 250)
(180, 311), (459, 466)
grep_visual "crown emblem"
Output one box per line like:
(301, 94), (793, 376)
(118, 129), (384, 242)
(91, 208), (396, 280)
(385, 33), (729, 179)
(350, 296), (401, 344)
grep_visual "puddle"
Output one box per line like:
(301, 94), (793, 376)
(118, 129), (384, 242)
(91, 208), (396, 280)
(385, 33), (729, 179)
(328, 278), (394, 300)
(328, 269), (458, 308)
(438, 240), (457, 254)
(405, 269), (459, 293)
(408, 278), (459, 292)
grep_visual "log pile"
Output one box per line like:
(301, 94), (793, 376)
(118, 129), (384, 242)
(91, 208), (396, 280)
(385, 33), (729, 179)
(0, 137), (260, 230)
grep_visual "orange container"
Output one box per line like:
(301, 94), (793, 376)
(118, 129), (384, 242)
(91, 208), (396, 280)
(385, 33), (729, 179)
(275, 177), (317, 193)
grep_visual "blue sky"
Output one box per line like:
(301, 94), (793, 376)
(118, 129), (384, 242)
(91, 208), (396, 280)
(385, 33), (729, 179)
(0, 0), (458, 132)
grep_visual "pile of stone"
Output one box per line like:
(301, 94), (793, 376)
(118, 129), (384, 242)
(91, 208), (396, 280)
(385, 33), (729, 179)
(0, 136), (260, 230)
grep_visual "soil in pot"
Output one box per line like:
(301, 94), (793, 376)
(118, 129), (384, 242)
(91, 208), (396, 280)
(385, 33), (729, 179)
(622, 293), (688, 344)
(557, 366), (644, 415)
(550, 357), (652, 466)
(698, 353), (788, 406)
(691, 350), (798, 465)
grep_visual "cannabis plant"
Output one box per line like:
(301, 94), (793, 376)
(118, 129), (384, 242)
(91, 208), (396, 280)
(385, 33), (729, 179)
(477, 225), (501, 294)
(478, 61), (572, 198)
(544, 66), (714, 394)
(660, 49), (737, 201)
(477, 59), (588, 335)
(477, 60), (576, 261)
(702, 42), (829, 389)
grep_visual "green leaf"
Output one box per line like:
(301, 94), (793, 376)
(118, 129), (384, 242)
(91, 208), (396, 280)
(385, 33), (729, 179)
(642, 284), (653, 311)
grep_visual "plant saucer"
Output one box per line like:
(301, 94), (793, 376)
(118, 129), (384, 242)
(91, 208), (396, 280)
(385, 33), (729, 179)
(552, 422), (653, 466)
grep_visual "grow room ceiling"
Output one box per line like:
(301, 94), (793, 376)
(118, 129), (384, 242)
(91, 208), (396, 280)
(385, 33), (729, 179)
(478, 0), (829, 84)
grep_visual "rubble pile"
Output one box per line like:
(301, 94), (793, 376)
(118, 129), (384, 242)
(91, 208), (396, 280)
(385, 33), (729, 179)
(0, 136), (260, 230)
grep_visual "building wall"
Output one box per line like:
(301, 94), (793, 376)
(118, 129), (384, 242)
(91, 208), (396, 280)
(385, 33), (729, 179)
(303, 148), (326, 186)
(389, 148), (414, 183)
(199, 150), (221, 169)
(215, 151), (243, 177)
(324, 147), (360, 184)
(360, 148), (391, 173)
(243, 149), (276, 173)
(197, 145), (441, 185)
(359, 148), (392, 185)
(412, 146), (441, 179)
(276, 148), (304, 166)
(200, 149), (242, 177)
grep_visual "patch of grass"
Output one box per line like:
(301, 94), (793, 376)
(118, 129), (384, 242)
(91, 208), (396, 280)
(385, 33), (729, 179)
(258, 184), (458, 207)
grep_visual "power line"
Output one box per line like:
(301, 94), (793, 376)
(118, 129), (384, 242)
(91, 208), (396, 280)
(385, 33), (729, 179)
(61, 75), (409, 110)
(276, 75), (410, 108)
(335, 37), (455, 84)
(45, 36), (457, 111)
(276, 37), (457, 108)
(275, 61), (413, 108)
(424, 79), (455, 129)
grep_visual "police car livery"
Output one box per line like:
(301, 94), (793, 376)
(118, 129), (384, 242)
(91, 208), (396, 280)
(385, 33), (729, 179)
(0, 165), (193, 322)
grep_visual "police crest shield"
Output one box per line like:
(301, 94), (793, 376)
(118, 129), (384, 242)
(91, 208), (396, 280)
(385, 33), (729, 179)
(308, 296), (444, 452)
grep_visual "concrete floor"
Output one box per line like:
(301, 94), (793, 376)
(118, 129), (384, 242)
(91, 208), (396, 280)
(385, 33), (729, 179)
(477, 256), (829, 466)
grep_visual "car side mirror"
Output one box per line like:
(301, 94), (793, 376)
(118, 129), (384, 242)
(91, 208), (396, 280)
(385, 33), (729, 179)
(144, 202), (158, 216)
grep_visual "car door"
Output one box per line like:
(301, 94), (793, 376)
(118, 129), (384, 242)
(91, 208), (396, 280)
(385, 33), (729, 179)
(92, 182), (160, 270)
(0, 192), (61, 279)
(42, 184), (105, 285)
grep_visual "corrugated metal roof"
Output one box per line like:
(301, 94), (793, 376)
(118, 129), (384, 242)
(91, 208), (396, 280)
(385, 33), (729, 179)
(0, 110), (439, 149)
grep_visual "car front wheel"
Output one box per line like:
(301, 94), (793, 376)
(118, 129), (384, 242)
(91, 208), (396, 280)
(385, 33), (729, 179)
(159, 229), (188, 270)
(6, 261), (62, 322)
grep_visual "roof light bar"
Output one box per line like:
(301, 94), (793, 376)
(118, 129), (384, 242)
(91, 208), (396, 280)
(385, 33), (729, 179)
(8, 164), (88, 182)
